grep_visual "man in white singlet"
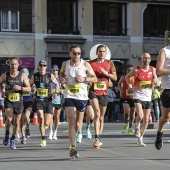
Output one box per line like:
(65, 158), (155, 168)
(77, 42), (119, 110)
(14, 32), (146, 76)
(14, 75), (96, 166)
(155, 45), (170, 150)
(59, 44), (97, 159)
(126, 53), (157, 147)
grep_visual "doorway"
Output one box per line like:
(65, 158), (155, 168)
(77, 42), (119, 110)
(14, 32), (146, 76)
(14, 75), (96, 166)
(51, 57), (70, 70)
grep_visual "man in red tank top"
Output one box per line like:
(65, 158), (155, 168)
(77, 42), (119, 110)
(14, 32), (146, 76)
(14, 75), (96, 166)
(125, 53), (157, 147)
(89, 44), (117, 149)
(118, 64), (135, 135)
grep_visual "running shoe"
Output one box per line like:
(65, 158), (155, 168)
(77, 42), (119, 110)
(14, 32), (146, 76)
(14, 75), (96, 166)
(10, 140), (16, 149)
(3, 134), (10, 146)
(86, 129), (92, 139)
(155, 131), (163, 150)
(76, 133), (82, 143)
(44, 125), (48, 130)
(137, 139), (146, 147)
(128, 128), (134, 135)
(53, 134), (57, 140)
(93, 138), (100, 148)
(122, 124), (128, 133)
(15, 134), (20, 142)
(70, 147), (79, 159)
(48, 130), (53, 140)
(40, 139), (46, 147)
(135, 128), (140, 137)
(25, 129), (30, 139)
(21, 136), (26, 144)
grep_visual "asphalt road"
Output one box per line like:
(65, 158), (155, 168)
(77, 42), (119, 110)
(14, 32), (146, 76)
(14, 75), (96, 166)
(0, 122), (170, 170)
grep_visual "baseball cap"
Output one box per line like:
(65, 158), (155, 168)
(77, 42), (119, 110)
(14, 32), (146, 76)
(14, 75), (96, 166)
(51, 65), (59, 71)
(39, 60), (47, 66)
(22, 68), (29, 74)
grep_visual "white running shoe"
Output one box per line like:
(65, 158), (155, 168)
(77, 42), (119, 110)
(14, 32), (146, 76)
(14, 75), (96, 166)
(48, 131), (53, 140)
(137, 139), (146, 147)
(53, 135), (57, 140)
(86, 129), (92, 139)
(76, 133), (82, 143)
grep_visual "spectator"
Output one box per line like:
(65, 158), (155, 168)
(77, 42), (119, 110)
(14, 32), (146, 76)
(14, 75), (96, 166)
(106, 81), (116, 122)
(113, 86), (121, 121)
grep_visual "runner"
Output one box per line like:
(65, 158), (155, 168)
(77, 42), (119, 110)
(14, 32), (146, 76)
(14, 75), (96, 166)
(48, 65), (62, 140)
(88, 44), (117, 149)
(118, 64), (135, 135)
(20, 68), (33, 144)
(59, 44), (97, 158)
(0, 57), (31, 149)
(125, 53), (157, 146)
(30, 60), (59, 147)
(155, 45), (170, 150)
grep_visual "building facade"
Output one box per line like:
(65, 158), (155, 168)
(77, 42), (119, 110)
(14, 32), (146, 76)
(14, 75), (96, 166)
(0, 0), (170, 80)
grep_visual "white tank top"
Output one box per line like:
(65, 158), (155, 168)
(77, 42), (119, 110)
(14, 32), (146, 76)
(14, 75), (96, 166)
(161, 46), (170, 89)
(64, 59), (88, 100)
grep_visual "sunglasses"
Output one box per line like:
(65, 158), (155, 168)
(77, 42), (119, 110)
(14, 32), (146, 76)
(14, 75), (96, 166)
(72, 52), (81, 56)
(143, 57), (151, 60)
(39, 65), (47, 67)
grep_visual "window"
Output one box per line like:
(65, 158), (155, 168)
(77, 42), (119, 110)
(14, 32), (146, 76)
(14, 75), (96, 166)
(1, 11), (19, 31)
(0, 0), (32, 33)
(144, 4), (170, 37)
(47, 0), (79, 34)
(93, 2), (127, 36)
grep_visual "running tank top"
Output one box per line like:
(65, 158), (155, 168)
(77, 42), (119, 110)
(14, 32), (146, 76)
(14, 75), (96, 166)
(133, 66), (154, 101)
(122, 76), (134, 99)
(89, 59), (116, 95)
(5, 71), (23, 102)
(64, 59), (88, 100)
(160, 46), (170, 89)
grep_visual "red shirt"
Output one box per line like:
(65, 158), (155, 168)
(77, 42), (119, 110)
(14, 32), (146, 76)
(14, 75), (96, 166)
(134, 66), (154, 89)
(89, 59), (116, 95)
(122, 76), (134, 99)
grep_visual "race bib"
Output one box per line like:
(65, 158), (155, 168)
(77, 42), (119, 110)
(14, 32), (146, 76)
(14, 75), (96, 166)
(22, 91), (31, 96)
(139, 81), (151, 89)
(51, 88), (56, 94)
(68, 84), (81, 94)
(37, 88), (48, 97)
(8, 93), (20, 102)
(126, 89), (133, 96)
(94, 82), (106, 90)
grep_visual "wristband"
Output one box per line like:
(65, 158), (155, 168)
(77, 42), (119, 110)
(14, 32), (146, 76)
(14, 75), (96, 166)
(105, 72), (109, 76)
(84, 77), (87, 82)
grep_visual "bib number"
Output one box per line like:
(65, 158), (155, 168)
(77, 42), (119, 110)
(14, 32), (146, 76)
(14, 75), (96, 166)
(22, 91), (31, 96)
(126, 89), (133, 96)
(51, 88), (56, 94)
(37, 88), (48, 97)
(8, 93), (20, 102)
(139, 81), (151, 89)
(68, 84), (81, 94)
(94, 82), (106, 90)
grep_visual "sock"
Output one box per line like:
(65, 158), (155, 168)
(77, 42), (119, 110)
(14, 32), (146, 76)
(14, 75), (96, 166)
(86, 125), (90, 130)
(78, 130), (82, 134)
(53, 130), (57, 136)
(139, 136), (143, 141)
(95, 134), (99, 139)
(11, 135), (15, 140)
(42, 136), (46, 140)
(6, 130), (9, 136)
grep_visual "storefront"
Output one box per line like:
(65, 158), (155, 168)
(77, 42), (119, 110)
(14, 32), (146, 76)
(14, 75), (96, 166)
(0, 57), (35, 78)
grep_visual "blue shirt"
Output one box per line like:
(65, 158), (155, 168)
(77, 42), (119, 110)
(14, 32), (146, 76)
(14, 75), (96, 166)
(52, 77), (61, 104)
